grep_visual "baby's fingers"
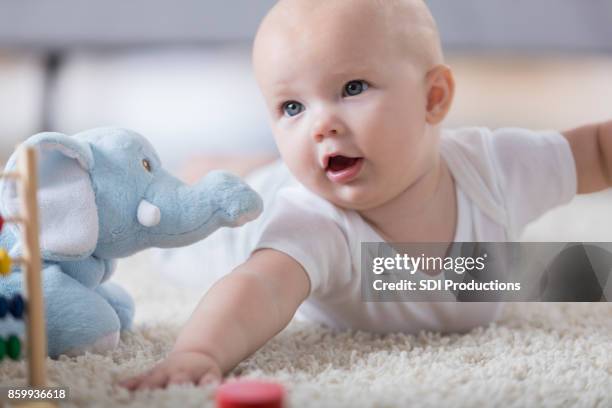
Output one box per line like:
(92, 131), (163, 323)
(141, 370), (172, 390)
(198, 372), (221, 387)
(119, 374), (148, 390)
(167, 371), (193, 386)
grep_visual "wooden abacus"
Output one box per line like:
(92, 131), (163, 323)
(0, 146), (49, 394)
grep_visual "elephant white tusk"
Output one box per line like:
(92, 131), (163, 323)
(137, 200), (161, 227)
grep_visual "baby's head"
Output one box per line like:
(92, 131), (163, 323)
(253, 0), (455, 210)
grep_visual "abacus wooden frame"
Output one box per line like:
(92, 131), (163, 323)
(1, 146), (49, 389)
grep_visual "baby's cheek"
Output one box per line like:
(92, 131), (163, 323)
(278, 145), (310, 180)
(275, 138), (296, 163)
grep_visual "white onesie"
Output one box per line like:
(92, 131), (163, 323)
(161, 127), (577, 334)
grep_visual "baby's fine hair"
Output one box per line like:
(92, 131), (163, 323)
(269, 0), (444, 69)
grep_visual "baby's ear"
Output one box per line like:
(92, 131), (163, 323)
(425, 64), (455, 125)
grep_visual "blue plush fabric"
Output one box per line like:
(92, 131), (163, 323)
(0, 128), (263, 357)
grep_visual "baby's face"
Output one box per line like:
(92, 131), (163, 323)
(254, 2), (439, 210)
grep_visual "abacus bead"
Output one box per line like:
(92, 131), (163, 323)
(9, 294), (25, 319)
(0, 295), (8, 318)
(0, 337), (5, 361)
(0, 248), (11, 276)
(7, 335), (20, 360)
(0, 213), (4, 232)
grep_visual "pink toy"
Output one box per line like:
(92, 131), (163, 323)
(216, 380), (285, 408)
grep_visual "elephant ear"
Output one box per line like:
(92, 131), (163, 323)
(0, 132), (99, 261)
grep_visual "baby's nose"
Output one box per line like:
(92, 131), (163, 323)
(311, 115), (344, 142)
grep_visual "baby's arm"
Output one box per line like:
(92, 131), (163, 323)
(119, 249), (310, 389)
(563, 120), (612, 194)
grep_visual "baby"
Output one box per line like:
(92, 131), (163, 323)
(121, 0), (612, 389)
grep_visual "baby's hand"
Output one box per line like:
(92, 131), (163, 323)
(119, 351), (222, 390)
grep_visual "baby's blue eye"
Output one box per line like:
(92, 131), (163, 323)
(282, 101), (305, 117)
(343, 80), (369, 97)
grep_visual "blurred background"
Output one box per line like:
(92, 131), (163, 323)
(0, 0), (611, 240)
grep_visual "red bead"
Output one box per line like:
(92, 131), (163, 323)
(0, 213), (3, 232)
(216, 380), (284, 408)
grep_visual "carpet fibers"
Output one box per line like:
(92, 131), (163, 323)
(1, 252), (612, 408)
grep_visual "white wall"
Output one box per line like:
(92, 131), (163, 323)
(447, 54), (612, 130)
(49, 47), (275, 170)
(0, 52), (45, 163)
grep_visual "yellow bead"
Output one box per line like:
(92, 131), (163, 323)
(0, 248), (11, 276)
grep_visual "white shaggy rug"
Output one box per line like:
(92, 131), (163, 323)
(2, 195), (612, 407)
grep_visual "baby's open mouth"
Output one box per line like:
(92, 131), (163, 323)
(327, 155), (359, 172)
(325, 155), (364, 183)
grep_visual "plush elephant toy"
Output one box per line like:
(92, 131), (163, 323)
(0, 127), (263, 357)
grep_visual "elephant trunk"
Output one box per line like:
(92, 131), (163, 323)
(143, 170), (263, 249)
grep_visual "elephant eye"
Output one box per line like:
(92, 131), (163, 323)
(142, 159), (152, 172)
